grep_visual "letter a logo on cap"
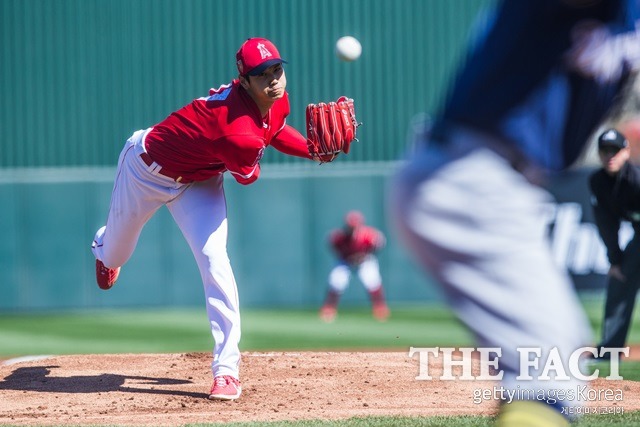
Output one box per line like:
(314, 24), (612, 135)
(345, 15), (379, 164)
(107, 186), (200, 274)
(236, 38), (286, 76)
(257, 43), (272, 60)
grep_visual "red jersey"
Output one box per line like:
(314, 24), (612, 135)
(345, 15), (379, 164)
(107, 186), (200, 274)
(330, 225), (385, 265)
(144, 80), (308, 185)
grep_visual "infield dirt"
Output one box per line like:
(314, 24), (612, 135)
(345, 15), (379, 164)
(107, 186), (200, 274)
(1, 349), (639, 426)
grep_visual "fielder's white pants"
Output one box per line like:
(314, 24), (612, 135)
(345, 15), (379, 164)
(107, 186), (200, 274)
(391, 127), (592, 401)
(92, 129), (241, 379)
(328, 255), (382, 294)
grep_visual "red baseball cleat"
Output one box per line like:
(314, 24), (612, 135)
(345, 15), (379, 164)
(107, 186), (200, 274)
(319, 304), (337, 322)
(209, 375), (242, 401)
(372, 303), (390, 321)
(96, 259), (120, 290)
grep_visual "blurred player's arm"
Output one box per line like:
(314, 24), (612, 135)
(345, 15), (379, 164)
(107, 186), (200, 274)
(362, 227), (386, 253)
(328, 230), (343, 255)
(564, 8), (640, 83)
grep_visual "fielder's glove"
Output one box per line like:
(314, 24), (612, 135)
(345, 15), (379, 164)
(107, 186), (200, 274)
(306, 96), (360, 163)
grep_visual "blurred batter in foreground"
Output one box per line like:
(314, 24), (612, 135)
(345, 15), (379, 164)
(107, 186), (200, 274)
(392, 0), (640, 425)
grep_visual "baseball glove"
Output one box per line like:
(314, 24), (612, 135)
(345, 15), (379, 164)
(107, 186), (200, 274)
(306, 96), (360, 163)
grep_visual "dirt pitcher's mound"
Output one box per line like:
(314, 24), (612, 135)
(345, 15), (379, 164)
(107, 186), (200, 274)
(0, 351), (638, 426)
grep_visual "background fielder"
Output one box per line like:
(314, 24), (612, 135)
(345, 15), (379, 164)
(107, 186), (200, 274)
(319, 210), (390, 322)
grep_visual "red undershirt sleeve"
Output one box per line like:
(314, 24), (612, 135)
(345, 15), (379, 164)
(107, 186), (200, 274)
(271, 125), (312, 159)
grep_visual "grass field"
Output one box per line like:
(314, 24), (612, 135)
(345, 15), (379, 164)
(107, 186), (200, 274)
(3, 414), (640, 427)
(0, 304), (477, 357)
(3, 294), (640, 357)
(1, 294), (639, 426)
(186, 411), (640, 426)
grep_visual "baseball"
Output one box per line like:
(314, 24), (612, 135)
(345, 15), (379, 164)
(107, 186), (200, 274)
(335, 36), (362, 62)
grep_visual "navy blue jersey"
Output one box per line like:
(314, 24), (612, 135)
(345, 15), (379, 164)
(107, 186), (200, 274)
(434, 0), (640, 171)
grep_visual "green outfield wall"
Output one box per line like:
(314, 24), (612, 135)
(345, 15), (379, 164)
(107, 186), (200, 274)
(0, 163), (611, 312)
(0, 164), (442, 311)
(1, 0), (495, 167)
(0, 0), (498, 310)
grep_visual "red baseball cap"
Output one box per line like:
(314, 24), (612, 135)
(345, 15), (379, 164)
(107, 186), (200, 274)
(236, 38), (287, 76)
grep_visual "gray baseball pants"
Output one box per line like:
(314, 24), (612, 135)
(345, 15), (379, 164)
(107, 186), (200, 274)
(390, 126), (592, 398)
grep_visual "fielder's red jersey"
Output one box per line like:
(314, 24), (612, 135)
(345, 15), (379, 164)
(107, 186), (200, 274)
(144, 79), (308, 185)
(330, 225), (386, 265)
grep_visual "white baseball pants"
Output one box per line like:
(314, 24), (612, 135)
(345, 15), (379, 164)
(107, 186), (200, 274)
(328, 256), (383, 294)
(92, 129), (241, 379)
(391, 127), (592, 400)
